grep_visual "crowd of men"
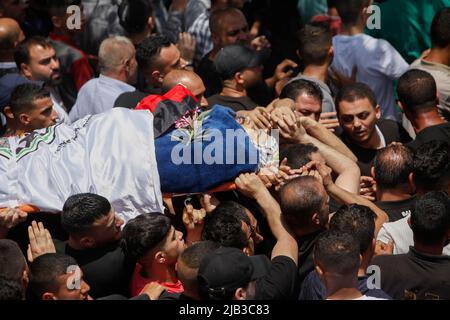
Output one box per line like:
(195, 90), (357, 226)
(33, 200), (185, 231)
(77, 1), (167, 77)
(0, 0), (450, 301)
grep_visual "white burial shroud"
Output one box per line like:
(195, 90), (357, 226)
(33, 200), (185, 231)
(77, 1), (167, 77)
(0, 108), (164, 222)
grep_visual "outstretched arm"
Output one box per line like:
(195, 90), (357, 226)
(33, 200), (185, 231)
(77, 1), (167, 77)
(235, 173), (298, 264)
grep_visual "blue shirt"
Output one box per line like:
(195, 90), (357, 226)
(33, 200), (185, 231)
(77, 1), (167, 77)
(299, 270), (392, 300)
(70, 74), (135, 122)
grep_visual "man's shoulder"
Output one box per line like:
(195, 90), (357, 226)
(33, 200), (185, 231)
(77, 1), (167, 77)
(114, 90), (148, 109)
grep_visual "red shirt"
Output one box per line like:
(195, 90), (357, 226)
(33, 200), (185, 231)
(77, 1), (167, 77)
(129, 264), (184, 297)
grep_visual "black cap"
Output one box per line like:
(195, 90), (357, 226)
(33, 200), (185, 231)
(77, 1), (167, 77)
(197, 247), (267, 299)
(214, 44), (269, 80)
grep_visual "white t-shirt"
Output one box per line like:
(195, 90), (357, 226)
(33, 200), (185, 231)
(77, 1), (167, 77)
(377, 215), (450, 255)
(331, 34), (409, 121)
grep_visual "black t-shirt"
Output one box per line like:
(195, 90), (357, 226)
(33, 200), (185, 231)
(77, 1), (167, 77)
(54, 240), (135, 299)
(407, 122), (450, 151)
(296, 230), (323, 286)
(370, 246), (450, 300)
(340, 119), (412, 176)
(207, 94), (258, 112)
(255, 255), (299, 300)
(299, 269), (392, 300)
(196, 54), (222, 98)
(113, 86), (161, 109)
(375, 196), (416, 222)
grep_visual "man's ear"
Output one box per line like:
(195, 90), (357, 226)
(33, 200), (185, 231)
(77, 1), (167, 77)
(311, 212), (320, 226)
(147, 16), (155, 33)
(21, 63), (33, 79)
(235, 72), (244, 85)
(79, 236), (95, 249)
(3, 106), (15, 120)
(370, 166), (375, 179)
(42, 292), (57, 300)
(328, 46), (334, 59)
(22, 269), (29, 290)
(19, 113), (30, 125)
(315, 264), (324, 281)
(234, 287), (247, 300)
(375, 105), (381, 120)
(155, 251), (166, 264)
(296, 49), (302, 60)
(151, 70), (163, 85)
(408, 172), (415, 193)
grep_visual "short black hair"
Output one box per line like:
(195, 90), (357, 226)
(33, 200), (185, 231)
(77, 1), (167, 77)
(280, 79), (323, 105)
(118, 0), (153, 34)
(61, 193), (112, 235)
(397, 69), (437, 113)
(335, 83), (377, 112)
(179, 241), (221, 269)
(9, 83), (50, 116)
(47, 0), (82, 17)
(121, 212), (171, 261)
(330, 204), (376, 254)
(29, 253), (78, 298)
(280, 176), (327, 229)
(202, 201), (250, 250)
(411, 191), (450, 246)
(374, 144), (414, 189)
(14, 36), (53, 68)
(314, 230), (360, 275)
(280, 143), (319, 169)
(0, 239), (26, 282)
(0, 276), (24, 300)
(335, 0), (370, 24)
(296, 25), (332, 65)
(413, 141), (450, 193)
(136, 34), (172, 72)
(430, 7), (450, 48)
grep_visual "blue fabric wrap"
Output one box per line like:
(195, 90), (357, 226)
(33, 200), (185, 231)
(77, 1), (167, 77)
(155, 105), (260, 193)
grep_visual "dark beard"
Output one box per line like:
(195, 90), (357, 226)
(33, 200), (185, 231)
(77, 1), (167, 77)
(247, 80), (272, 106)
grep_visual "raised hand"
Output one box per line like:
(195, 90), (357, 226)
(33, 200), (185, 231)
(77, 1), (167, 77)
(360, 176), (377, 201)
(374, 240), (394, 256)
(235, 172), (268, 199)
(182, 201), (206, 231)
(177, 32), (196, 65)
(319, 112), (340, 132)
(27, 220), (56, 263)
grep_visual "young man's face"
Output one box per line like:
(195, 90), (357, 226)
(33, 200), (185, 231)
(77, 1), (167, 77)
(22, 96), (58, 130)
(294, 93), (322, 122)
(87, 209), (124, 247)
(52, 267), (92, 300)
(338, 98), (380, 145)
(23, 45), (62, 86)
(160, 226), (185, 265)
(217, 12), (250, 47)
(156, 44), (187, 81)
